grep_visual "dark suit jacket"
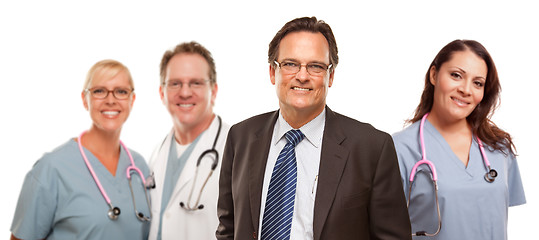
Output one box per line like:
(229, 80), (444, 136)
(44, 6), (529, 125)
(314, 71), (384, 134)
(217, 107), (411, 240)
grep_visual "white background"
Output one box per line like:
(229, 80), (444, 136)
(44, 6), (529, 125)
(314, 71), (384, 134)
(1, 0), (536, 238)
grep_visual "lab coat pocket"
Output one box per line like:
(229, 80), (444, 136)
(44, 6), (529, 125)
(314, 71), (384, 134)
(342, 189), (371, 209)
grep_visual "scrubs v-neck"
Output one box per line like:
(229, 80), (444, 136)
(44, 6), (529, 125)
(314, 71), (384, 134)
(393, 120), (525, 240)
(11, 139), (150, 239)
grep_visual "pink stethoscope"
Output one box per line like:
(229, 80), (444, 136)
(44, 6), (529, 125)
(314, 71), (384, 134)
(77, 131), (152, 221)
(407, 113), (498, 237)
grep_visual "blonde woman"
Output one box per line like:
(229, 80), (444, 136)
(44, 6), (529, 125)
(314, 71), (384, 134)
(10, 60), (151, 239)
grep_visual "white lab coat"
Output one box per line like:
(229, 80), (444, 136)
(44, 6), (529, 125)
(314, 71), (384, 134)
(148, 116), (230, 240)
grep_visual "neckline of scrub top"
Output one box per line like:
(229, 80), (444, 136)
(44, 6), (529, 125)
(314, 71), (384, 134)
(69, 138), (129, 183)
(423, 119), (482, 178)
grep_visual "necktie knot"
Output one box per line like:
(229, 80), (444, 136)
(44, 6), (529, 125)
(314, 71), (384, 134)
(285, 129), (304, 147)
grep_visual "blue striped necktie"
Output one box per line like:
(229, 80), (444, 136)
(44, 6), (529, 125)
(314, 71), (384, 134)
(261, 129), (305, 240)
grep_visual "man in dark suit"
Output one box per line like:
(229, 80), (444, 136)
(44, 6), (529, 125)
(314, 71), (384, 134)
(217, 16), (411, 240)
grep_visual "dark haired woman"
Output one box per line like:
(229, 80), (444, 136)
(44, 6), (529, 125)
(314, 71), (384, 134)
(393, 40), (525, 239)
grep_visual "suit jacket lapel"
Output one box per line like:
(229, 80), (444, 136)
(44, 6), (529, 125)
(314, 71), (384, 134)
(248, 110), (279, 230)
(313, 107), (349, 240)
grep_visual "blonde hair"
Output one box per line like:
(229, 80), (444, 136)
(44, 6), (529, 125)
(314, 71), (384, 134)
(83, 59), (133, 91)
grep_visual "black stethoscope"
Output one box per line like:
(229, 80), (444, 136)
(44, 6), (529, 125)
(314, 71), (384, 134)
(179, 116), (221, 211)
(407, 113), (498, 236)
(180, 116), (222, 211)
(149, 116), (222, 211)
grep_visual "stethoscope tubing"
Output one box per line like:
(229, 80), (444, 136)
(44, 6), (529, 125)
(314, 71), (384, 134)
(410, 113), (439, 182)
(407, 112), (497, 236)
(125, 151), (146, 185)
(78, 131), (115, 206)
(180, 116), (222, 211)
(78, 130), (150, 221)
(408, 113), (443, 237)
(476, 137), (492, 168)
(414, 112), (495, 182)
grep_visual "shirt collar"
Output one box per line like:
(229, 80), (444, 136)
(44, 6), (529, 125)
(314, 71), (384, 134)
(273, 108), (326, 148)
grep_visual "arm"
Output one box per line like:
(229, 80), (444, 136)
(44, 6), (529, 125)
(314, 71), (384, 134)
(507, 153), (526, 206)
(369, 135), (412, 240)
(216, 129), (235, 240)
(11, 165), (56, 240)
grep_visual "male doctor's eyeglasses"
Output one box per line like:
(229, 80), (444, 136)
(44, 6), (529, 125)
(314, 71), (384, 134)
(274, 60), (332, 76)
(165, 79), (210, 90)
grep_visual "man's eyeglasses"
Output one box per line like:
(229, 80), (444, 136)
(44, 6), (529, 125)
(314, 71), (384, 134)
(165, 79), (209, 90)
(274, 60), (332, 76)
(85, 87), (134, 100)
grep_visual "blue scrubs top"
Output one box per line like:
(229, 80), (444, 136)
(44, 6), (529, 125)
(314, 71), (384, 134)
(11, 139), (151, 240)
(393, 120), (525, 240)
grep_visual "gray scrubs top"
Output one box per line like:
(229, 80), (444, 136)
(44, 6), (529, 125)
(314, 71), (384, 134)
(393, 120), (525, 240)
(11, 139), (150, 240)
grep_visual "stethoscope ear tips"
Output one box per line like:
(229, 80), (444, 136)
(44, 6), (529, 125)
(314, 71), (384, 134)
(108, 207), (121, 220)
(134, 210), (151, 222)
(180, 202), (205, 210)
(484, 169), (498, 183)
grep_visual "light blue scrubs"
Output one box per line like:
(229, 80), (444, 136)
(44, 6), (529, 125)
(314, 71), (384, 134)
(393, 120), (526, 240)
(11, 139), (150, 240)
(157, 134), (200, 240)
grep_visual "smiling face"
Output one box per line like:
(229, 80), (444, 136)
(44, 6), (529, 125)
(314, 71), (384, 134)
(160, 53), (217, 132)
(430, 50), (487, 123)
(82, 69), (135, 134)
(270, 31), (334, 120)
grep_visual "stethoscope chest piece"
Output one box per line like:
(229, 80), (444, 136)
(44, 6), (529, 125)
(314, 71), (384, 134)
(484, 168), (498, 183)
(108, 206), (121, 220)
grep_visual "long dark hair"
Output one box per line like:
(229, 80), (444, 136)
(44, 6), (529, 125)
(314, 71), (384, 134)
(409, 39), (515, 154)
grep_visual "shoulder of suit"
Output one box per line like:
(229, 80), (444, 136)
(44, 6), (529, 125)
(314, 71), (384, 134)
(230, 111), (276, 130)
(330, 110), (390, 138)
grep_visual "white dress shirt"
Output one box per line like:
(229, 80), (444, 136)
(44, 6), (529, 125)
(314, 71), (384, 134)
(258, 109), (325, 240)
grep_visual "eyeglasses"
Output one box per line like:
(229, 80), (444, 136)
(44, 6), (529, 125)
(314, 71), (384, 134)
(274, 60), (332, 76)
(85, 87), (134, 100)
(165, 79), (210, 90)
